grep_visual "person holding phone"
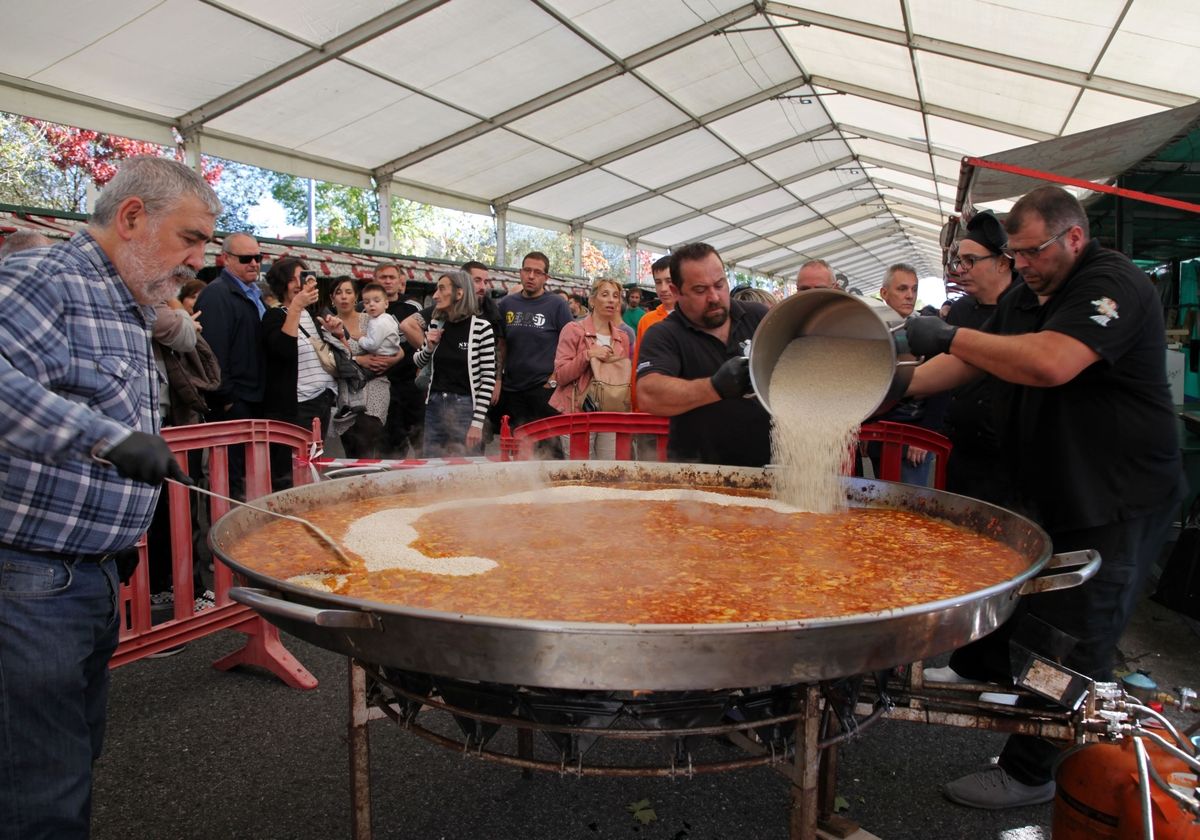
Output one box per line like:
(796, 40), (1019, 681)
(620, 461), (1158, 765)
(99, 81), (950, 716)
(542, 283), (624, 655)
(262, 257), (336, 488)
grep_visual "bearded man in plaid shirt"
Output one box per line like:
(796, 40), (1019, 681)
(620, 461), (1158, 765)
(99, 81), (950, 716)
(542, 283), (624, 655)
(0, 155), (219, 839)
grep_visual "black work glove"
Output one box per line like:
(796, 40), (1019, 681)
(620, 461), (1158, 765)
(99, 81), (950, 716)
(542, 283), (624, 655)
(102, 432), (193, 486)
(904, 315), (959, 357)
(710, 356), (753, 400)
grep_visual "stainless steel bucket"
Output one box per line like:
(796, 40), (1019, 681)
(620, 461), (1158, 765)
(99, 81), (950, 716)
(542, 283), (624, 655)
(748, 289), (916, 421)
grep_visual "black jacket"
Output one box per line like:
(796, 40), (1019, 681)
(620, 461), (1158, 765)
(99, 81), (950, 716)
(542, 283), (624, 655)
(261, 306), (298, 421)
(196, 271), (265, 404)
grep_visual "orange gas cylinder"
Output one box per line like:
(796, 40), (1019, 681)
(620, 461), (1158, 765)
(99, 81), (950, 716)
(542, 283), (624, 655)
(1053, 738), (1200, 839)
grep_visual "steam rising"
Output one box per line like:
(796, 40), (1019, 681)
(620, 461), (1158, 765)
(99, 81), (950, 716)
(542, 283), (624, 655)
(339, 485), (805, 576)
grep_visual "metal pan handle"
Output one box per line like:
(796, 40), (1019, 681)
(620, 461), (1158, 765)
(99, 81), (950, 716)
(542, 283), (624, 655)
(1018, 549), (1101, 596)
(230, 587), (383, 631)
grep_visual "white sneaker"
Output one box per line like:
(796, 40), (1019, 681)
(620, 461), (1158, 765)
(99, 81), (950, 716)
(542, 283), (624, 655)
(943, 765), (1055, 809)
(923, 665), (972, 684)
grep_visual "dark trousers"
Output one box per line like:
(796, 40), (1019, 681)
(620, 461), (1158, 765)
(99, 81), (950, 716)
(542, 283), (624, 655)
(385, 379), (425, 458)
(0, 547), (119, 839)
(269, 390), (334, 491)
(206, 397), (261, 499)
(945, 446), (1018, 509)
(949, 500), (1177, 785)
(502, 384), (562, 458)
(342, 414), (387, 459)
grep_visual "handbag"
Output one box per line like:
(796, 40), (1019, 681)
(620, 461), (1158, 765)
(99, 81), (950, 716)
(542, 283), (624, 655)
(298, 323), (337, 376)
(583, 355), (632, 412)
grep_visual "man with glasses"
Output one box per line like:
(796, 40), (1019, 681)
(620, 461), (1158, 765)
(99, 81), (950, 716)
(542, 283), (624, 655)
(197, 232), (268, 497)
(498, 251), (572, 453)
(906, 186), (1182, 809)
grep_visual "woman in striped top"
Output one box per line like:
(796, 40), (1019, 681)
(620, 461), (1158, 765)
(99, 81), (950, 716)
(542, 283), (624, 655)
(413, 270), (496, 457)
(262, 257), (336, 487)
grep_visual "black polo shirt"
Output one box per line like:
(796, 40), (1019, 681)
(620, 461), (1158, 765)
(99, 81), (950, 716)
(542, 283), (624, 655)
(943, 281), (1018, 454)
(636, 299), (771, 467)
(989, 240), (1181, 531)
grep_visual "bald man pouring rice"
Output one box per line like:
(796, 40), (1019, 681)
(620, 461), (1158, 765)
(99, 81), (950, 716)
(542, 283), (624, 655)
(0, 156), (218, 838)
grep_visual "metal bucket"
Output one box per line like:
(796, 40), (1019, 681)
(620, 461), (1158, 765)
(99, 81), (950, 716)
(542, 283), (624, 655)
(748, 289), (916, 421)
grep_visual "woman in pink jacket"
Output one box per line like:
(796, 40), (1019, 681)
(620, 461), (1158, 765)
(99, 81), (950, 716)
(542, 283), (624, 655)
(550, 277), (631, 458)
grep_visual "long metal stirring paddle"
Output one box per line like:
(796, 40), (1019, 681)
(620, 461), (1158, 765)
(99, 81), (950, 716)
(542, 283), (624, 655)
(169, 479), (355, 569)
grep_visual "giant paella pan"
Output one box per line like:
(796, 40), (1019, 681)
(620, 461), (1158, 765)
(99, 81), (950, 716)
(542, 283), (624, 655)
(213, 460), (1096, 691)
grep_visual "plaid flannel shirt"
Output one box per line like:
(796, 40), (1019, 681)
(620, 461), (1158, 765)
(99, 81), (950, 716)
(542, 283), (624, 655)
(0, 231), (161, 554)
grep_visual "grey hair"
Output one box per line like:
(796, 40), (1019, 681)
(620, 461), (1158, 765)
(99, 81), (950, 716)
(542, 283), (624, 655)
(882, 263), (918, 290)
(797, 259), (835, 285)
(222, 232), (257, 254)
(91, 155), (221, 226)
(0, 230), (54, 262)
(435, 270), (479, 322)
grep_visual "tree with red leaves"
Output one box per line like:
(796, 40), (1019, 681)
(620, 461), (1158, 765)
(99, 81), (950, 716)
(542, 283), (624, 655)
(29, 120), (222, 187)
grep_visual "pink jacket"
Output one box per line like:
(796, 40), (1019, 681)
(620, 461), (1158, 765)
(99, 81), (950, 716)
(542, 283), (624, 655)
(549, 315), (631, 413)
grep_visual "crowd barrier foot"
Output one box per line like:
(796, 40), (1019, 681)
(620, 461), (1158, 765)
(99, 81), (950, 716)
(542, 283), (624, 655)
(212, 620), (319, 690)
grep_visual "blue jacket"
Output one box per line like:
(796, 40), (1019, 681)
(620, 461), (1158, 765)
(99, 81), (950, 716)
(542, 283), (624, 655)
(196, 271), (265, 404)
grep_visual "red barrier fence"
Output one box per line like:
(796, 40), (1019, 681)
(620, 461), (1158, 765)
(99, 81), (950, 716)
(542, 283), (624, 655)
(110, 419), (318, 689)
(853, 421), (952, 489)
(498, 412), (670, 461)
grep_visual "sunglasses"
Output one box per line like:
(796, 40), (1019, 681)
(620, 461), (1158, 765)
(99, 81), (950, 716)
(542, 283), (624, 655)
(229, 253), (264, 264)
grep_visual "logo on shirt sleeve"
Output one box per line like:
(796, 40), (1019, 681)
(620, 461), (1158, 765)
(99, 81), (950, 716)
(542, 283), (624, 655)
(1089, 297), (1119, 327)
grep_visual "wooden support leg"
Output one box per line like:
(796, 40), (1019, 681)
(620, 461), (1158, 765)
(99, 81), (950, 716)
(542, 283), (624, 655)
(517, 728), (534, 779)
(789, 684), (822, 840)
(349, 660), (373, 840)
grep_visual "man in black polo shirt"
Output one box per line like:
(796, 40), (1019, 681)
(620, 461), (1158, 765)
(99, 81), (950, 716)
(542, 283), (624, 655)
(636, 242), (770, 466)
(906, 186), (1182, 810)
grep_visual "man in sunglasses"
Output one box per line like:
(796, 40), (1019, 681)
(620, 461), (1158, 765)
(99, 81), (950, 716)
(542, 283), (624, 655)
(906, 186), (1182, 809)
(196, 232), (268, 497)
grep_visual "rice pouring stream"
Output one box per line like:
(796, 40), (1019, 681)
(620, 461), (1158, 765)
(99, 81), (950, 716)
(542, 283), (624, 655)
(768, 336), (895, 512)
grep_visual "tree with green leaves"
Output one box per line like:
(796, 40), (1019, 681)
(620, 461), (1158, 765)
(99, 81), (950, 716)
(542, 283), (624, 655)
(271, 174), (437, 250)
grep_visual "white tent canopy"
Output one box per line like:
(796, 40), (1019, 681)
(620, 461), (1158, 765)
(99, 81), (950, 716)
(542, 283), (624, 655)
(1, 0), (1198, 286)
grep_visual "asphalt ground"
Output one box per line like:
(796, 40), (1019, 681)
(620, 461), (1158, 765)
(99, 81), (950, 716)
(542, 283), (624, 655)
(91, 595), (1200, 840)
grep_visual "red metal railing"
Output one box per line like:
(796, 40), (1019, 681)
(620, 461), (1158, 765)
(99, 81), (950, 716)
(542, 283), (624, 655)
(498, 412), (670, 461)
(854, 421), (952, 489)
(110, 419), (318, 689)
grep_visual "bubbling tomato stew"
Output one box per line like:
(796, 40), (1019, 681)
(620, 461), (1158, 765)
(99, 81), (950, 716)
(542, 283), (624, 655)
(227, 482), (1028, 624)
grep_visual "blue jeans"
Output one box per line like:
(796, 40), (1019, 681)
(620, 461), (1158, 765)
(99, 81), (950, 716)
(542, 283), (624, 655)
(423, 391), (475, 457)
(0, 546), (120, 840)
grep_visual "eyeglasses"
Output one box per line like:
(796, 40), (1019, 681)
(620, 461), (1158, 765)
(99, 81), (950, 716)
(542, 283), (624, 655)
(1001, 229), (1071, 262)
(947, 253), (1001, 273)
(521, 267), (547, 278)
(229, 253), (264, 264)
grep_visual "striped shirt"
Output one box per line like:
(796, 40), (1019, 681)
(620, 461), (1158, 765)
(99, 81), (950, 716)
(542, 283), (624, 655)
(0, 231), (161, 554)
(296, 310), (335, 401)
(414, 315), (496, 429)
